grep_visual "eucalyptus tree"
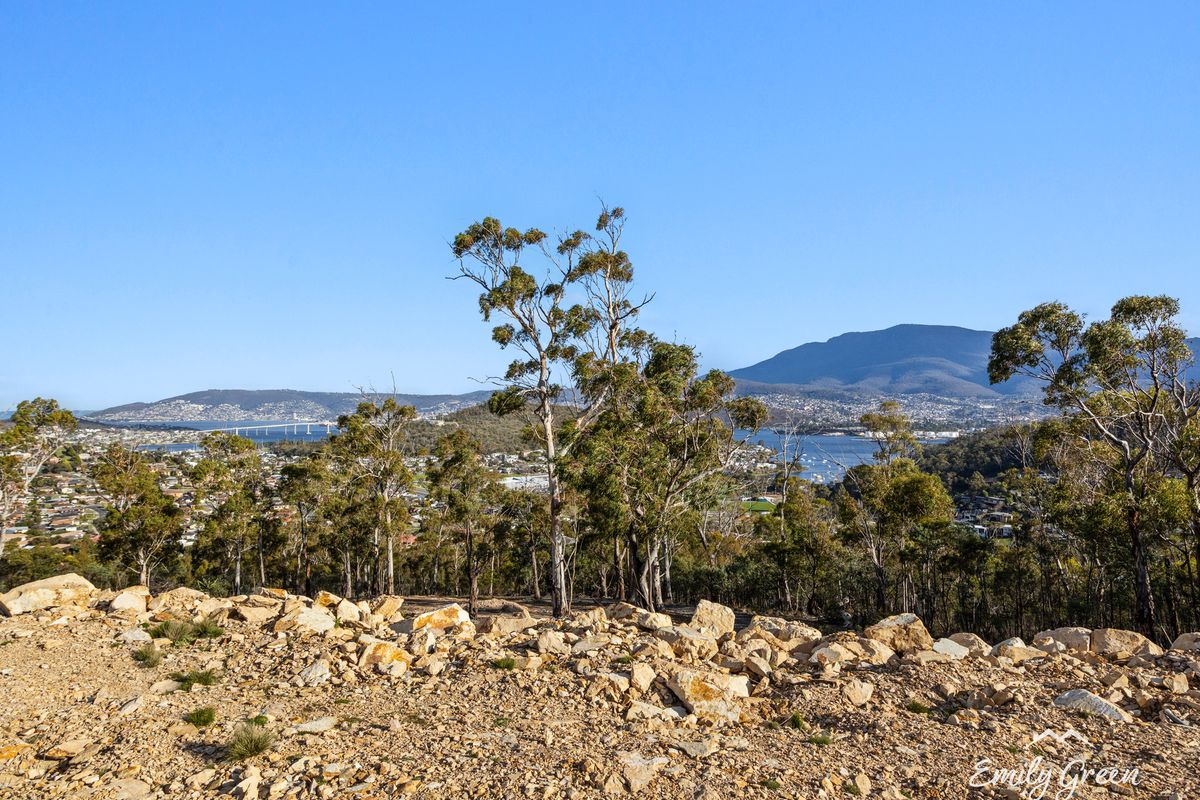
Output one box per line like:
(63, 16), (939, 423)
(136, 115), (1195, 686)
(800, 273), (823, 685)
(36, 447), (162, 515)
(332, 398), (417, 595)
(93, 444), (182, 588)
(428, 429), (500, 616)
(989, 295), (1195, 634)
(0, 398), (77, 556)
(837, 402), (952, 615)
(450, 204), (648, 616)
(567, 341), (767, 610)
(280, 454), (337, 596)
(191, 432), (262, 595)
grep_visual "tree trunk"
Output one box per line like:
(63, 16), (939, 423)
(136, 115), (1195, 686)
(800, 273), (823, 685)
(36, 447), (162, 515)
(1128, 505), (1157, 636)
(384, 505), (395, 595)
(529, 527), (541, 600)
(543, 407), (570, 617)
(257, 524), (267, 588)
(627, 524), (654, 610)
(466, 521), (478, 617)
(233, 540), (244, 596)
(139, 549), (150, 589)
(873, 557), (887, 614)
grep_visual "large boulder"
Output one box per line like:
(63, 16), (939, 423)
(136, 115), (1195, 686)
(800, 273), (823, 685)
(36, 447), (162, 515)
(0, 573), (96, 616)
(108, 585), (151, 614)
(862, 613), (934, 654)
(1171, 632), (1200, 652)
(273, 606), (335, 635)
(1053, 689), (1131, 722)
(358, 637), (412, 670)
(990, 637), (1046, 664)
(655, 626), (719, 661)
(1033, 626), (1091, 654)
(690, 600), (735, 636)
(931, 638), (970, 659)
(666, 669), (748, 723)
(948, 632), (991, 657)
(370, 595), (405, 621)
(147, 586), (209, 615)
(635, 611), (673, 631)
(392, 604), (472, 637)
(477, 614), (539, 636)
(743, 615), (822, 646)
(1090, 628), (1163, 658)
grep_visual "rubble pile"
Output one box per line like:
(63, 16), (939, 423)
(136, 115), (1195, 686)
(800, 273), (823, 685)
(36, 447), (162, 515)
(0, 574), (1198, 798)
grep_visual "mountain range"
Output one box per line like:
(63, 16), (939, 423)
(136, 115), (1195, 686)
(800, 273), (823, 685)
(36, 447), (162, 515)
(89, 389), (492, 423)
(727, 325), (1032, 398)
(84, 326), (1200, 421)
(730, 325), (1200, 398)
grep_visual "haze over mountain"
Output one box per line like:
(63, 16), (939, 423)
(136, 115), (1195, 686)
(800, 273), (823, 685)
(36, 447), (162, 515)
(729, 325), (1041, 398)
(81, 329), (1200, 422)
(89, 389), (492, 423)
(731, 326), (1200, 399)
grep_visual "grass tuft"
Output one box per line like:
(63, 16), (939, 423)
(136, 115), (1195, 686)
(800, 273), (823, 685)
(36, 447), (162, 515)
(133, 644), (162, 668)
(183, 706), (217, 727)
(806, 733), (833, 746)
(785, 712), (808, 731)
(904, 700), (932, 715)
(225, 721), (273, 761)
(492, 657), (516, 670)
(170, 669), (220, 691)
(192, 617), (225, 639)
(150, 620), (196, 646)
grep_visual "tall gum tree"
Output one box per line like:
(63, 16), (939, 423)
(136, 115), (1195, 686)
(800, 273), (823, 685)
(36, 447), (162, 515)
(565, 341), (767, 610)
(989, 295), (1196, 637)
(0, 398), (76, 557)
(332, 398), (417, 596)
(450, 205), (648, 616)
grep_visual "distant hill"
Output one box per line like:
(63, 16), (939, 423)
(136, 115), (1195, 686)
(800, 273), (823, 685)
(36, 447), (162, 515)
(89, 389), (493, 423)
(728, 325), (1040, 398)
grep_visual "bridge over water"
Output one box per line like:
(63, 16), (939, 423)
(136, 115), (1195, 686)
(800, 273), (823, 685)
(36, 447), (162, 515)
(205, 421), (338, 438)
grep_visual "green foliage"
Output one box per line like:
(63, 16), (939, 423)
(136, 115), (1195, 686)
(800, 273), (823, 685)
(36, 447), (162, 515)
(903, 700), (932, 715)
(150, 620), (196, 646)
(132, 644), (162, 668)
(806, 733), (833, 746)
(491, 657), (516, 670)
(225, 722), (273, 761)
(785, 712), (808, 731)
(184, 706), (217, 727)
(170, 669), (220, 690)
(192, 617), (225, 639)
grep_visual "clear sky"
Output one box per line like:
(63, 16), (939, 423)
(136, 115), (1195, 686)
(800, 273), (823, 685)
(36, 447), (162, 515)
(2, 3), (1197, 411)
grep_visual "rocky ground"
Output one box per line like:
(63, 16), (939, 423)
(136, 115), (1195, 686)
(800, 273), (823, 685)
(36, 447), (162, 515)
(1, 575), (1198, 799)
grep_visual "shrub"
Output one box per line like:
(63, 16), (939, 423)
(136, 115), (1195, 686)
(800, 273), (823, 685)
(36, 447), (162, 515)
(183, 706), (216, 727)
(133, 644), (162, 668)
(170, 669), (220, 691)
(193, 617), (225, 639)
(785, 712), (808, 731)
(226, 722), (273, 761)
(150, 620), (196, 646)
(904, 700), (932, 715)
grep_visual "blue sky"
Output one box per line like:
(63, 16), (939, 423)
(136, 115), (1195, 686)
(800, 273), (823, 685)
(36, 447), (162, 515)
(2, 3), (1197, 410)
